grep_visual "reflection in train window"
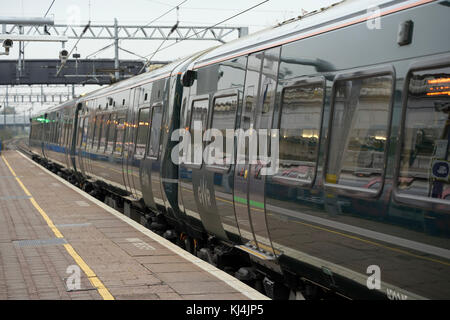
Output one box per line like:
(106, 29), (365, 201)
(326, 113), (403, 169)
(276, 83), (324, 183)
(63, 120), (71, 147)
(398, 67), (450, 201)
(87, 116), (96, 149)
(99, 114), (110, 151)
(77, 116), (84, 148)
(135, 108), (151, 157)
(59, 120), (66, 145)
(208, 95), (237, 167)
(148, 104), (163, 158)
(114, 118), (126, 154)
(187, 99), (209, 164)
(81, 117), (89, 148)
(326, 74), (393, 192)
(106, 114), (116, 153)
(93, 115), (103, 149)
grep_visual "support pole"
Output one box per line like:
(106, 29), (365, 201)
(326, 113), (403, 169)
(17, 25), (24, 81)
(114, 18), (120, 81)
(4, 86), (7, 128)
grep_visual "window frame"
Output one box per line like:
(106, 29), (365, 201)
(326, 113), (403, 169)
(274, 76), (326, 188)
(147, 101), (164, 160)
(105, 113), (117, 153)
(113, 115), (127, 156)
(95, 114), (105, 151)
(393, 55), (450, 208)
(77, 115), (84, 148)
(184, 95), (210, 169)
(205, 89), (240, 173)
(323, 65), (396, 199)
(134, 106), (152, 159)
(98, 113), (111, 152)
(89, 115), (97, 150)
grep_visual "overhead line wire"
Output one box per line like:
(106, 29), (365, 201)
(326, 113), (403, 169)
(140, 0), (270, 71)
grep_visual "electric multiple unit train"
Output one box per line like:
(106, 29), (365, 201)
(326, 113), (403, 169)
(27, 0), (450, 299)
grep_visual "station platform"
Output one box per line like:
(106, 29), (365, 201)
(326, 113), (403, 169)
(0, 150), (269, 300)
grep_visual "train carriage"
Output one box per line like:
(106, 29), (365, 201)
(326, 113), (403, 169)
(28, 0), (450, 300)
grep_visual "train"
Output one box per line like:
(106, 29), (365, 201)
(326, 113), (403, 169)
(26, 0), (450, 299)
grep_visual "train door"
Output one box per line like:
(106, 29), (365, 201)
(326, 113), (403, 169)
(233, 53), (263, 247)
(64, 110), (72, 169)
(125, 88), (140, 199)
(113, 107), (130, 196)
(66, 107), (77, 171)
(76, 111), (87, 176)
(41, 113), (49, 160)
(83, 100), (96, 178)
(132, 92), (152, 201)
(247, 48), (279, 255)
(233, 49), (279, 256)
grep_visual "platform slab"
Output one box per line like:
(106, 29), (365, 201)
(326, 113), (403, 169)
(0, 150), (269, 300)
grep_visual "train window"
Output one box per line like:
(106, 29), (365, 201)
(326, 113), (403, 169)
(99, 114), (110, 151)
(65, 120), (72, 147)
(57, 121), (62, 144)
(44, 121), (50, 142)
(80, 117), (89, 148)
(93, 115), (103, 149)
(114, 117), (126, 154)
(106, 114), (116, 153)
(275, 82), (324, 184)
(135, 108), (151, 158)
(59, 120), (66, 145)
(86, 116), (96, 149)
(148, 104), (163, 158)
(50, 118), (56, 143)
(61, 120), (67, 146)
(398, 66), (450, 202)
(77, 116), (84, 148)
(53, 120), (59, 144)
(59, 121), (65, 146)
(187, 99), (208, 164)
(325, 73), (393, 193)
(207, 95), (238, 167)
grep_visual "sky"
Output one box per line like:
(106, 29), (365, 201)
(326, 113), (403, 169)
(0, 0), (339, 113)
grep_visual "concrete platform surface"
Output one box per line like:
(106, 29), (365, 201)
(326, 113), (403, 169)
(0, 150), (269, 300)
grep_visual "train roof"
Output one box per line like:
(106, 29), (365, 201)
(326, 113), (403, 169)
(193, 0), (430, 68)
(32, 0), (431, 117)
(32, 98), (76, 117)
(77, 56), (189, 102)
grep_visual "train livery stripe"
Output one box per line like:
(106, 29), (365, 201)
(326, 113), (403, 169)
(233, 195), (265, 210)
(1, 154), (115, 301)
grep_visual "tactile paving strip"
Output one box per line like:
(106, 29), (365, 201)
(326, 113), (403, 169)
(55, 223), (92, 228)
(13, 238), (68, 247)
(0, 195), (32, 200)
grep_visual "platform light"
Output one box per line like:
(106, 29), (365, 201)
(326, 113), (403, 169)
(2, 39), (13, 49)
(59, 49), (69, 63)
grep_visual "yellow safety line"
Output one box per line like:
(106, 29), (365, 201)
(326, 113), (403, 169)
(1, 154), (114, 300)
